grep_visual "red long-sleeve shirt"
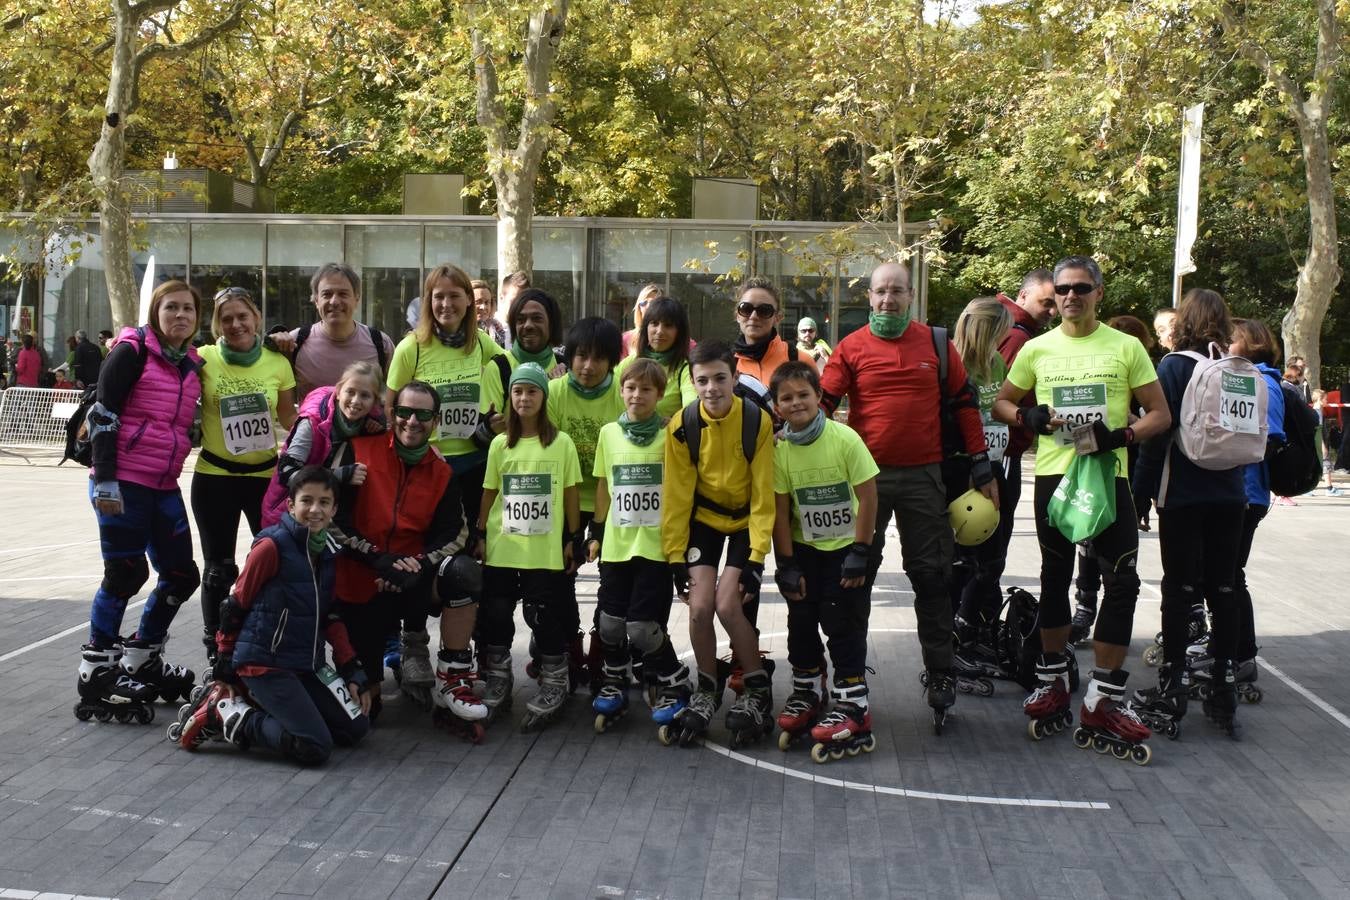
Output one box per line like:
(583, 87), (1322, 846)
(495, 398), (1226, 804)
(217, 537), (359, 678)
(820, 322), (986, 467)
(995, 293), (1043, 458)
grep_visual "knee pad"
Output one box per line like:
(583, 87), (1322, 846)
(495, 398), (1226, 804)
(102, 556), (150, 599)
(522, 600), (544, 633)
(280, 731), (331, 767)
(158, 561), (201, 607)
(436, 554), (482, 608)
(201, 561), (239, 601)
(598, 611), (626, 647)
(626, 619), (664, 656)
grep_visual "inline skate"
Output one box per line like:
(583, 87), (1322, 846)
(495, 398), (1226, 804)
(948, 647), (997, 697)
(725, 669), (773, 748)
(776, 668), (824, 751)
(923, 668), (955, 735)
(432, 649), (488, 744)
(478, 645), (514, 717)
(1190, 653), (1262, 704)
(1023, 651), (1073, 740)
(1068, 591), (1097, 645)
(1142, 603), (1207, 668)
(74, 644), (156, 724)
(120, 636), (195, 704)
(1132, 661), (1188, 740)
(662, 671), (721, 747)
(167, 679), (231, 748)
(1201, 658), (1240, 738)
(809, 680), (875, 763)
(592, 659), (631, 734)
(520, 654), (570, 732)
(399, 629), (435, 709)
(650, 665), (690, 734)
(1074, 669), (1152, 765)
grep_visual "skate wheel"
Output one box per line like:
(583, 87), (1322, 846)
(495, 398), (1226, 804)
(136, 706), (154, 725)
(810, 743), (829, 764)
(594, 713), (609, 734)
(1027, 719), (1044, 741)
(1131, 743), (1152, 765)
(166, 722), (182, 742)
(977, 679), (994, 698)
(657, 725), (674, 746)
(830, 748), (845, 760)
(114, 710), (132, 724)
(778, 730), (793, 752)
(94, 708), (113, 723)
(1111, 743), (1129, 760)
(1142, 645), (1161, 667)
(919, 671), (929, 687)
(1072, 727), (1091, 749)
(846, 745), (861, 757)
(1165, 722), (1179, 740)
(1093, 735), (1110, 754)
(74, 704), (93, 722)
(1242, 687), (1263, 703)
(861, 734), (875, 753)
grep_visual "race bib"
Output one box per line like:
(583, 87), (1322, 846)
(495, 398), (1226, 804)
(1219, 372), (1260, 434)
(1051, 384), (1108, 447)
(795, 481), (854, 541)
(219, 392), (273, 455)
(436, 382), (481, 441)
(610, 462), (662, 527)
(983, 423), (1009, 462)
(501, 473), (553, 535)
(317, 664), (363, 720)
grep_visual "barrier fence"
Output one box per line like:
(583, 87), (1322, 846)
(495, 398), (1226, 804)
(0, 387), (82, 450)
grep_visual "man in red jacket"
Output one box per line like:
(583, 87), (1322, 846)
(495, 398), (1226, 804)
(819, 262), (997, 731)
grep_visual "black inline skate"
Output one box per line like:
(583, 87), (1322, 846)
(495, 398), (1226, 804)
(809, 679), (875, 764)
(121, 636), (196, 704)
(1142, 603), (1207, 668)
(75, 644), (156, 724)
(1190, 653), (1262, 704)
(725, 669), (774, 748)
(948, 648), (997, 697)
(478, 645), (514, 719)
(923, 668), (955, 735)
(1200, 658), (1240, 738)
(1132, 661), (1188, 740)
(520, 654), (570, 732)
(662, 671), (721, 747)
(1068, 591), (1097, 645)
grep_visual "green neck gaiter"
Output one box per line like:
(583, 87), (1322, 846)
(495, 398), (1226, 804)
(218, 335), (262, 367)
(644, 346), (675, 365)
(868, 308), (912, 339)
(396, 439), (430, 466)
(618, 411), (662, 447)
(512, 340), (556, 370)
(333, 410), (361, 439)
(308, 528), (330, 554)
(567, 371), (613, 400)
(161, 342), (188, 364)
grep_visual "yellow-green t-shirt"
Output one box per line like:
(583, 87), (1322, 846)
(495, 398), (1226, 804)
(1006, 323), (1157, 476)
(973, 354), (1009, 462)
(196, 345), (295, 477)
(547, 377), (625, 513)
(483, 432), (581, 570)
(386, 332), (504, 458)
(592, 421), (667, 563)
(616, 355), (697, 420)
(773, 418), (880, 551)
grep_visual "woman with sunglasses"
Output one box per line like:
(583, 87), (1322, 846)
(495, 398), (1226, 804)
(385, 264), (506, 706)
(192, 287), (298, 668)
(732, 277), (817, 392)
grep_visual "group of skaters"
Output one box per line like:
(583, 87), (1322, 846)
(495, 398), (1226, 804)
(70, 253), (1303, 769)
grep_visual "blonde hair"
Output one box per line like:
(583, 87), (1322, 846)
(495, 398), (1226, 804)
(415, 264), (478, 351)
(209, 289), (262, 341)
(335, 359), (384, 397)
(619, 357), (669, 393)
(147, 280), (201, 348)
(953, 297), (1012, 385)
(633, 282), (662, 332)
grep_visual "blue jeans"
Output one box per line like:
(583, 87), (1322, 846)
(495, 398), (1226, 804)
(88, 480), (199, 647)
(240, 669), (369, 765)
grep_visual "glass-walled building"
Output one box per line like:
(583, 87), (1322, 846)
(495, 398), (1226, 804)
(1, 215), (931, 356)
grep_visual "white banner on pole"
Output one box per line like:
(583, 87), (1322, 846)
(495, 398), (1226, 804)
(1173, 102), (1205, 307)
(138, 254), (156, 326)
(10, 281), (22, 330)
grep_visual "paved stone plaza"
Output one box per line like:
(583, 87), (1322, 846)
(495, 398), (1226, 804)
(1, 452), (1348, 899)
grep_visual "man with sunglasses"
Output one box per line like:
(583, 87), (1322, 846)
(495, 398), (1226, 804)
(819, 262), (995, 733)
(795, 317), (832, 366)
(993, 255), (1170, 760)
(332, 381), (482, 729)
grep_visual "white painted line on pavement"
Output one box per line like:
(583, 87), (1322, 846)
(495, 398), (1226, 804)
(1256, 657), (1350, 732)
(0, 538), (98, 558)
(0, 600), (146, 664)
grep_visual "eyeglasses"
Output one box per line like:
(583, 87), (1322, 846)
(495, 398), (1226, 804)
(799, 328), (816, 334)
(1054, 282), (1097, 296)
(870, 286), (912, 298)
(394, 406), (435, 422)
(737, 302), (777, 319)
(214, 286), (251, 302)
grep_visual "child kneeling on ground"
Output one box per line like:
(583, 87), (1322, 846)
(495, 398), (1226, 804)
(171, 466), (371, 764)
(770, 362), (880, 761)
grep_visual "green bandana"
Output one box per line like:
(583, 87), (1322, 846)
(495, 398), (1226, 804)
(395, 439), (430, 466)
(868, 309), (912, 339)
(512, 340), (556, 371)
(567, 371), (613, 400)
(218, 335), (262, 367)
(618, 411), (662, 447)
(307, 528), (330, 555)
(333, 410), (361, 439)
(644, 347), (675, 365)
(783, 409), (827, 445)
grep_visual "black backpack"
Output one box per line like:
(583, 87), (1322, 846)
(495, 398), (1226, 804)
(61, 328), (148, 467)
(294, 322), (389, 376)
(997, 586), (1079, 691)
(1266, 382), (1321, 497)
(675, 396), (763, 520)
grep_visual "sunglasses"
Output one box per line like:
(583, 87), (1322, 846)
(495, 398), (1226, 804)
(214, 286), (252, 302)
(737, 302), (777, 319)
(1054, 282), (1097, 297)
(394, 406), (435, 422)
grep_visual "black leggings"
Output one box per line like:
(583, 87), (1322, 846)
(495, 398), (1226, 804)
(479, 566), (575, 655)
(1233, 504), (1267, 661)
(1157, 503), (1244, 666)
(1033, 475), (1140, 646)
(786, 543), (871, 680)
(952, 468), (1008, 626)
(191, 472), (267, 637)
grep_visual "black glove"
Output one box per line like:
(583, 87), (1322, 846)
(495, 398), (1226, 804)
(472, 408), (498, 449)
(1089, 419), (1131, 455)
(840, 541), (870, 582)
(374, 553), (423, 590)
(671, 562), (690, 596)
(774, 558), (804, 599)
(1021, 404), (1056, 435)
(212, 651), (240, 686)
(565, 529), (587, 568)
(739, 559), (764, 601)
(587, 519), (605, 557)
(336, 658), (368, 691)
(968, 451), (994, 489)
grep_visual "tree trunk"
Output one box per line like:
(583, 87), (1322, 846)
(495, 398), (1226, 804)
(495, 176), (534, 278)
(87, 0), (138, 328)
(1282, 110), (1341, 389)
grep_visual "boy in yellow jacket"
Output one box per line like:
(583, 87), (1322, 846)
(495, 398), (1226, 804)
(661, 340), (775, 747)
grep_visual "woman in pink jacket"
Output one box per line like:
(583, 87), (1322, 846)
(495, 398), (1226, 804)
(73, 281), (206, 726)
(14, 334), (41, 387)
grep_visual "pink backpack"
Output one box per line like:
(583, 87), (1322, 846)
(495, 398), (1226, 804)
(1170, 343), (1268, 470)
